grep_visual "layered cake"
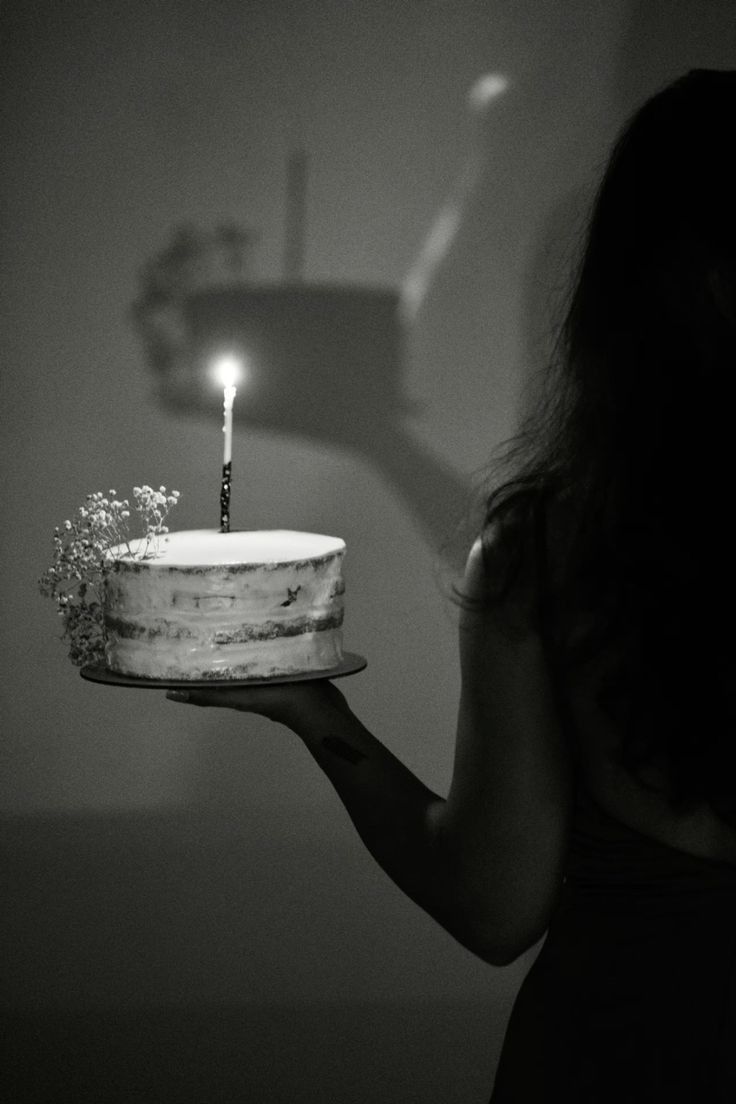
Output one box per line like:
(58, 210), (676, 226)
(103, 529), (345, 680)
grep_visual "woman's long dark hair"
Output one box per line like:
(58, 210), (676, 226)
(480, 70), (736, 820)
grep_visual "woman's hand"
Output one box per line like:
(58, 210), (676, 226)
(166, 678), (351, 734)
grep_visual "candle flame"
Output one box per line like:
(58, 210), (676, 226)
(212, 353), (243, 391)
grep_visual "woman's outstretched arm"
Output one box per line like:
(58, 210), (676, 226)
(169, 678), (478, 953)
(167, 534), (573, 966)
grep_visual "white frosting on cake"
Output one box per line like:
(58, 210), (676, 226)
(103, 529), (346, 680)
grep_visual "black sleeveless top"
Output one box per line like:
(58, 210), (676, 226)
(490, 789), (736, 1102)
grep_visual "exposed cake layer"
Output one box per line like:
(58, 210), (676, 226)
(103, 529), (345, 680)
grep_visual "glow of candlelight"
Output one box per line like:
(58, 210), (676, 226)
(212, 353), (242, 393)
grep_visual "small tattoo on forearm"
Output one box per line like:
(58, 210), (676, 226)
(321, 736), (367, 765)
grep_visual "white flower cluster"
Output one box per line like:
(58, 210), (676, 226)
(39, 484), (181, 667)
(132, 485), (181, 556)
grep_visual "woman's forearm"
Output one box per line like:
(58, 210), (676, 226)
(285, 688), (490, 959)
(167, 680), (527, 963)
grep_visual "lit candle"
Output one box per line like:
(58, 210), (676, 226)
(212, 354), (242, 532)
(223, 379), (236, 465)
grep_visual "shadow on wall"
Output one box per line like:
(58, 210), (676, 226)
(137, 276), (473, 556)
(130, 65), (619, 565)
(133, 61), (598, 564)
(133, 29), (637, 560)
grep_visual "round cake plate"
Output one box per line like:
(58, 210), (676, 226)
(80, 652), (367, 689)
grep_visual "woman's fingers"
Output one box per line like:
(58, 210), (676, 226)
(167, 687), (246, 707)
(166, 684), (298, 718)
(165, 679), (348, 727)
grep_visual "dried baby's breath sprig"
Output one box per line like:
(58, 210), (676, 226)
(39, 485), (181, 668)
(132, 484), (181, 559)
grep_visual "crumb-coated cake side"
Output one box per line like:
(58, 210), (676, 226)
(103, 530), (346, 680)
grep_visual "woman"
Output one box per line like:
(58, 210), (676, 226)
(167, 70), (736, 1100)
